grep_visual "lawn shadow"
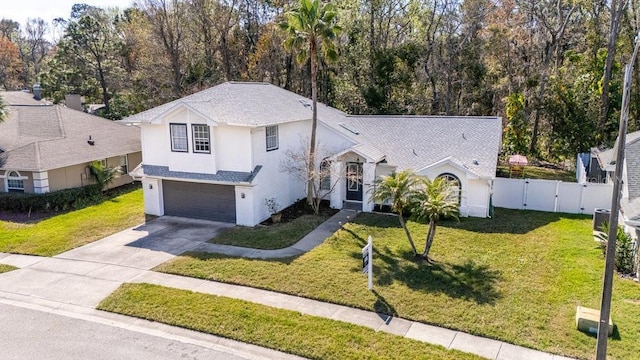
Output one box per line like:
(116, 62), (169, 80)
(450, 208), (591, 234)
(374, 255), (503, 305)
(397, 259), (504, 305)
(348, 243), (502, 305)
(372, 289), (398, 317)
(356, 208), (591, 235)
(179, 251), (299, 265)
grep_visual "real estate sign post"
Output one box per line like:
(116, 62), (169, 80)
(362, 236), (373, 290)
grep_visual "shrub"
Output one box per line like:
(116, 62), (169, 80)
(596, 222), (637, 275)
(0, 184), (102, 213)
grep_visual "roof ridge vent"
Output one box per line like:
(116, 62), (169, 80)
(339, 123), (359, 135)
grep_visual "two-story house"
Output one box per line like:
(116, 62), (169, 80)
(124, 82), (502, 226)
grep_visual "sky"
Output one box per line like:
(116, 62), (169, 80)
(1, 0), (134, 29)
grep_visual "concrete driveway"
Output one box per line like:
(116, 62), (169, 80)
(0, 216), (234, 308)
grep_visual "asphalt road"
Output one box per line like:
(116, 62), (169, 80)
(0, 303), (248, 360)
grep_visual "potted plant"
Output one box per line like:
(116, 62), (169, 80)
(265, 197), (282, 223)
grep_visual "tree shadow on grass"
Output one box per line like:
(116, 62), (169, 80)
(410, 260), (503, 305)
(354, 208), (591, 235)
(349, 246), (502, 305)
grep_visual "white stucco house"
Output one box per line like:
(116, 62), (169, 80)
(123, 82), (502, 226)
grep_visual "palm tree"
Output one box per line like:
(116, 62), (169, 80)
(280, 0), (340, 205)
(371, 170), (419, 256)
(89, 160), (120, 191)
(412, 176), (460, 261)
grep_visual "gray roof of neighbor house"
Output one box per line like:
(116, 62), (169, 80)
(0, 91), (141, 172)
(124, 82), (314, 126)
(126, 82), (501, 179)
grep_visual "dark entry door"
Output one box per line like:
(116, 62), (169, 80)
(346, 162), (363, 201)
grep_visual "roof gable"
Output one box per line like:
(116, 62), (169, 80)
(416, 156), (482, 179)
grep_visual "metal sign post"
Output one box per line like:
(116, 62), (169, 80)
(362, 236), (373, 290)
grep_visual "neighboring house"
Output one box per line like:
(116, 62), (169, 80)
(123, 82), (502, 226)
(0, 91), (142, 193)
(585, 130), (640, 237)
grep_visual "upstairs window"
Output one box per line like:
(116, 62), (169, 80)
(266, 125), (278, 151)
(7, 171), (24, 192)
(170, 123), (188, 152)
(192, 124), (211, 153)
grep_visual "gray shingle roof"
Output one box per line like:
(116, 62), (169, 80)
(142, 165), (261, 184)
(0, 91), (141, 172)
(125, 82), (501, 179)
(125, 82), (314, 126)
(320, 113), (502, 178)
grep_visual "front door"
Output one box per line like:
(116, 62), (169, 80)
(346, 162), (363, 201)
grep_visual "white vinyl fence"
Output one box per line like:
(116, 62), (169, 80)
(493, 178), (613, 214)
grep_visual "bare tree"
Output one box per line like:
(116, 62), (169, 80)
(19, 18), (51, 84)
(280, 139), (342, 214)
(599, 0), (628, 142)
(140, 0), (187, 97)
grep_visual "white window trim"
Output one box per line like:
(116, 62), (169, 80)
(266, 125), (278, 151)
(170, 123), (189, 152)
(4, 170), (27, 192)
(191, 124), (211, 154)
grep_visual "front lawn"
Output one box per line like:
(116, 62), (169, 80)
(208, 214), (329, 249)
(0, 189), (144, 256)
(0, 264), (17, 273)
(155, 209), (640, 359)
(98, 283), (480, 360)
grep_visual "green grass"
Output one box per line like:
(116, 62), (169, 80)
(209, 214), (329, 249)
(497, 165), (576, 182)
(0, 189), (144, 256)
(0, 264), (17, 273)
(156, 209), (640, 359)
(98, 283), (481, 360)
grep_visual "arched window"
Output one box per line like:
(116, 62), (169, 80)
(320, 158), (332, 190)
(436, 173), (461, 204)
(7, 171), (24, 192)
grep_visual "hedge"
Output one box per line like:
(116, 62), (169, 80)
(0, 184), (102, 213)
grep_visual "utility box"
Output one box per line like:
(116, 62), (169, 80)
(593, 208), (611, 232)
(576, 306), (613, 336)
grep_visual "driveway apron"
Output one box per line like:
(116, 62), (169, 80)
(0, 216), (233, 308)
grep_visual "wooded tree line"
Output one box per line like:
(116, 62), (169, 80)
(1, 0), (640, 161)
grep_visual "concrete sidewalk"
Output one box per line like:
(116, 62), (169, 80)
(0, 212), (574, 360)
